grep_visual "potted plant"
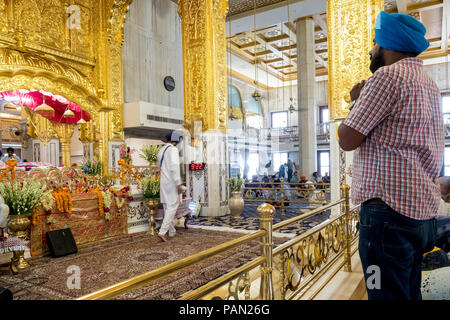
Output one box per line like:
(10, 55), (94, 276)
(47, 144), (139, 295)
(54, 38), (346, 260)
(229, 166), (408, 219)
(225, 177), (245, 217)
(0, 181), (52, 271)
(80, 157), (102, 176)
(119, 144), (134, 165)
(138, 176), (160, 235)
(139, 145), (162, 174)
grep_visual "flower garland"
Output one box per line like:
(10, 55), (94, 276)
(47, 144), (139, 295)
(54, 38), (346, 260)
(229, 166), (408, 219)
(101, 190), (113, 221)
(51, 188), (72, 214)
(118, 160), (142, 185)
(41, 194), (55, 211)
(92, 187), (104, 218)
(111, 185), (132, 209)
(0, 160), (17, 184)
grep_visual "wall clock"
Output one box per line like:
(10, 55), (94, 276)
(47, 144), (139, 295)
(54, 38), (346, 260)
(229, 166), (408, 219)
(164, 76), (175, 91)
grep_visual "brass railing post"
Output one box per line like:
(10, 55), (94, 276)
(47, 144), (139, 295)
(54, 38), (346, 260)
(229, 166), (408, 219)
(258, 203), (275, 300)
(342, 184), (352, 272)
(280, 177), (285, 216)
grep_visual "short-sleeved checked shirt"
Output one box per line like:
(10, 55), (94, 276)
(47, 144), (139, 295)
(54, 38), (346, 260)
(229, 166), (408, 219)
(343, 58), (444, 220)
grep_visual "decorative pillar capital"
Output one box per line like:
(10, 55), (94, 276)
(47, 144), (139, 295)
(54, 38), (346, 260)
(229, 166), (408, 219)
(257, 203), (275, 221)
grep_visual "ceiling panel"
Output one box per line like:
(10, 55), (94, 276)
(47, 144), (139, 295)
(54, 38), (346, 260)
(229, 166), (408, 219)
(228, 0), (447, 84)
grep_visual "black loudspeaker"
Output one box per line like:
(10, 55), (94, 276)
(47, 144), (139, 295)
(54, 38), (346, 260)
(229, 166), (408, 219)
(0, 286), (13, 301)
(45, 228), (78, 258)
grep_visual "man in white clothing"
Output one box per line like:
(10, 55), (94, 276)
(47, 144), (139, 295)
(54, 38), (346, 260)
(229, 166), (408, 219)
(157, 131), (184, 242)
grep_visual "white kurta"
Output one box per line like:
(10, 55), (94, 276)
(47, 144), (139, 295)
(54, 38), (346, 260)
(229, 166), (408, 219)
(157, 143), (182, 205)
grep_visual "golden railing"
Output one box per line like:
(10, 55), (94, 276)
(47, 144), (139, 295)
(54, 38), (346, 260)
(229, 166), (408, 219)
(76, 184), (357, 301)
(0, 166), (115, 192)
(243, 178), (331, 215)
(108, 165), (156, 185)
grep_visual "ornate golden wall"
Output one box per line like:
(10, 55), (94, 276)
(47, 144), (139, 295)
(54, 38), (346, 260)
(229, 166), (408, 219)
(178, 0), (229, 134)
(327, 0), (384, 121)
(0, 0), (133, 171)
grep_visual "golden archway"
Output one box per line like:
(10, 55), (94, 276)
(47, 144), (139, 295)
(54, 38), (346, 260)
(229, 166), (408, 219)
(0, 0), (136, 173)
(0, 48), (103, 115)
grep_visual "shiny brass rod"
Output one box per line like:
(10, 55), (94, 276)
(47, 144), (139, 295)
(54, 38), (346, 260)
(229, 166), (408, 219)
(272, 199), (344, 231)
(273, 210), (347, 254)
(178, 257), (265, 300)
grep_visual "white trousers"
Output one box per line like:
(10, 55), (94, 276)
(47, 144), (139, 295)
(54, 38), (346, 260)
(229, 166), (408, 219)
(159, 200), (180, 236)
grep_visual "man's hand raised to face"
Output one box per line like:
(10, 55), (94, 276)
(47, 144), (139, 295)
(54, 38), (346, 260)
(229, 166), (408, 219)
(350, 80), (366, 101)
(438, 177), (450, 203)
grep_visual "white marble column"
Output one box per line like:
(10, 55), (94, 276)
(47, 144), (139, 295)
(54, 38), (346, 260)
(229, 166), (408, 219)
(296, 17), (317, 176)
(186, 129), (230, 217)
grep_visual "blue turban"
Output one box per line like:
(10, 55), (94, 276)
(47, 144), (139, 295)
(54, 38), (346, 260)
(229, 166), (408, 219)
(375, 11), (429, 55)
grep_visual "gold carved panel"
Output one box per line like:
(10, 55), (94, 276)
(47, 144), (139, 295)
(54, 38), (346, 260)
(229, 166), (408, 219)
(327, 0), (384, 121)
(178, 0), (228, 133)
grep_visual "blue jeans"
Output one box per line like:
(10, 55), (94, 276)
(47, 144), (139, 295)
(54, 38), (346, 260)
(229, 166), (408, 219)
(358, 203), (436, 300)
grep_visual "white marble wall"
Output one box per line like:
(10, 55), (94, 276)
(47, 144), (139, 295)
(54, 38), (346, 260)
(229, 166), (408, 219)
(186, 131), (229, 217)
(124, 137), (164, 166)
(266, 80), (327, 127)
(32, 139), (60, 166)
(424, 62), (450, 91)
(70, 126), (84, 165)
(122, 0), (184, 110)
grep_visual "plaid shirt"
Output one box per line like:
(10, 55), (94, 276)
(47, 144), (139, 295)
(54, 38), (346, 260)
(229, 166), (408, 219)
(343, 58), (445, 220)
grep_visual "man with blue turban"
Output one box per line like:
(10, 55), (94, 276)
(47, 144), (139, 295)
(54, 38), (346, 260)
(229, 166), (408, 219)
(157, 131), (184, 242)
(338, 11), (444, 300)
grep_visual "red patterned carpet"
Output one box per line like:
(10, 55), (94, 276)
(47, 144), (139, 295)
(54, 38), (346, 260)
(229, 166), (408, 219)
(0, 228), (288, 300)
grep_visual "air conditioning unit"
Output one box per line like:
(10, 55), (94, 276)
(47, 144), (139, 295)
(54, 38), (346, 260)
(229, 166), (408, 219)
(124, 101), (184, 138)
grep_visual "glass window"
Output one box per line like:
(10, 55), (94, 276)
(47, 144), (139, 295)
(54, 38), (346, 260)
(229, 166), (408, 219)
(443, 96), (450, 125)
(247, 115), (263, 129)
(273, 152), (288, 173)
(247, 153), (259, 178)
(445, 146), (450, 176)
(271, 111), (288, 128)
(248, 96), (262, 114)
(318, 151), (330, 176)
(320, 106), (329, 123)
(228, 85), (242, 109)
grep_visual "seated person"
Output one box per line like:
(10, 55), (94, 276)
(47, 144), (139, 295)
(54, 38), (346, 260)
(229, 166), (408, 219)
(298, 174), (315, 198)
(0, 148), (21, 162)
(289, 171), (300, 199)
(290, 171), (300, 183)
(312, 171), (325, 189)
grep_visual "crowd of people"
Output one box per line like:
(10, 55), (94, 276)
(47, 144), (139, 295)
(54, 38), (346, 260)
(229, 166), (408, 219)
(242, 166), (330, 204)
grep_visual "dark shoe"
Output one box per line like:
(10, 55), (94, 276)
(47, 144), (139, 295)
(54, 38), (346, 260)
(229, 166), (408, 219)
(157, 234), (168, 242)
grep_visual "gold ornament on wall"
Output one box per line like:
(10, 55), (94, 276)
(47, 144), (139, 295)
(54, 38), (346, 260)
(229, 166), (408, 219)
(327, 0), (384, 121)
(178, 0), (229, 134)
(0, 0), (134, 172)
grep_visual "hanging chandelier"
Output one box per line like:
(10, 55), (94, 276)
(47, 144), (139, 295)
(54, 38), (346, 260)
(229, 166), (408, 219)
(287, 0), (297, 114)
(252, 86), (261, 101)
(34, 97), (55, 117)
(251, 0), (261, 102)
(63, 108), (75, 118)
(289, 97), (296, 113)
(77, 118), (87, 124)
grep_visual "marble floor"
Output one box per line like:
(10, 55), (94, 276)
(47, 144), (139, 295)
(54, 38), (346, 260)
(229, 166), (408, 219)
(188, 201), (330, 236)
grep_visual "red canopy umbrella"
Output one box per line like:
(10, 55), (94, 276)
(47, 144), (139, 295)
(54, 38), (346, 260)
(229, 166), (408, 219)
(0, 89), (90, 124)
